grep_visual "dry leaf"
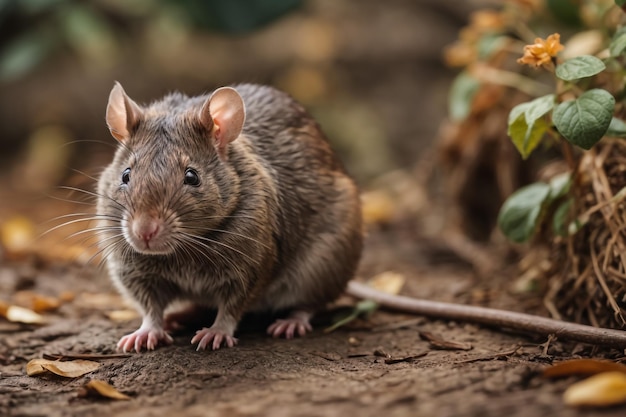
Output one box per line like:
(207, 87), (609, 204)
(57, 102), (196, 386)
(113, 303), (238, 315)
(107, 309), (140, 322)
(85, 380), (130, 400)
(543, 359), (626, 378)
(564, 372), (626, 407)
(13, 291), (61, 313)
(1, 216), (36, 257)
(0, 300), (9, 317)
(26, 358), (101, 378)
(76, 292), (127, 310)
(361, 190), (396, 225)
(5, 305), (46, 324)
(59, 291), (76, 302)
(367, 271), (405, 295)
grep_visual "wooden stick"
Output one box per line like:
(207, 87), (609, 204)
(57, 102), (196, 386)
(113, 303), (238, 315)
(347, 281), (626, 349)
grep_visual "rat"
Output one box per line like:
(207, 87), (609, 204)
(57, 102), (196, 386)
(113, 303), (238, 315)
(97, 82), (363, 352)
(95, 82), (626, 355)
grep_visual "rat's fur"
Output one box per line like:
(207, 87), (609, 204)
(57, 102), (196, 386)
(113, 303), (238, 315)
(97, 84), (363, 351)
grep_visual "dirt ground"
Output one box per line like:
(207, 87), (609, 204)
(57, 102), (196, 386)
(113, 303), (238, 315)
(2, 220), (626, 417)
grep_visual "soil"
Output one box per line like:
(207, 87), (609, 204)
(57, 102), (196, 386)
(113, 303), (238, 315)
(2, 221), (626, 417)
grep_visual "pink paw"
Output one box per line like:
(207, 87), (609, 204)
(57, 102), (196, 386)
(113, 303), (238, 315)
(267, 315), (313, 339)
(191, 327), (238, 351)
(117, 327), (173, 353)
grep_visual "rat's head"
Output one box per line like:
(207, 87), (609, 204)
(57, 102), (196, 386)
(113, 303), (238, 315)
(97, 82), (246, 256)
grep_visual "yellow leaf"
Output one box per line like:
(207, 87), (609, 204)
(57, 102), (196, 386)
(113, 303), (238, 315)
(544, 359), (626, 378)
(0, 300), (9, 317)
(564, 372), (626, 407)
(13, 291), (61, 313)
(367, 271), (405, 295)
(76, 292), (127, 310)
(6, 305), (46, 324)
(26, 359), (101, 378)
(107, 309), (140, 322)
(1, 216), (36, 257)
(85, 380), (130, 400)
(361, 191), (395, 225)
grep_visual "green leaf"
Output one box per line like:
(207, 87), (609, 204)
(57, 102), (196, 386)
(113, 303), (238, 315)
(324, 300), (378, 333)
(606, 117), (626, 138)
(498, 182), (552, 243)
(553, 89), (615, 150)
(507, 95), (555, 159)
(553, 198), (573, 236)
(555, 55), (606, 81)
(448, 71), (480, 121)
(616, 0), (626, 7)
(548, 172), (572, 201)
(610, 33), (626, 57)
(525, 94), (556, 124)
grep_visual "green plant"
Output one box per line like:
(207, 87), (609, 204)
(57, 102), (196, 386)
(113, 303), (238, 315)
(445, 0), (626, 243)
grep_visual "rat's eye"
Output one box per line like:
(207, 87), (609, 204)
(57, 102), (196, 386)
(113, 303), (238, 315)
(184, 168), (200, 186)
(121, 168), (131, 184)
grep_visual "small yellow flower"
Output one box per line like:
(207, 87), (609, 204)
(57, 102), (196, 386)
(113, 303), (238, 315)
(443, 41), (477, 67)
(518, 33), (564, 68)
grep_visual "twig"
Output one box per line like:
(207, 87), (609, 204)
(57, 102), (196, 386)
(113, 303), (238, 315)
(347, 282), (626, 349)
(455, 346), (521, 364)
(42, 352), (132, 361)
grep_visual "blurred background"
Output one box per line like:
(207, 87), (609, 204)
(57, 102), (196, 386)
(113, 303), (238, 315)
(0, 0), (474, 231)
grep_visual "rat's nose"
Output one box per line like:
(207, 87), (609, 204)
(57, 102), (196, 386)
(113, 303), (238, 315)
(132, 216), (161, 246)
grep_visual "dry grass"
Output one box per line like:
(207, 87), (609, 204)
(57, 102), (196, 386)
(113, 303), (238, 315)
(543, 139), (626, 329)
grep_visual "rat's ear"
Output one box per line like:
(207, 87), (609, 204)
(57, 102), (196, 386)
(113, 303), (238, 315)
(106, 82), (143, 142)
(199, 87), (246, 160)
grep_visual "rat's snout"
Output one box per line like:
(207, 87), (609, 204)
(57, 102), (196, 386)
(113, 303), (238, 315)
(129, 214), (166, 253)
(133, 216), (160, 244)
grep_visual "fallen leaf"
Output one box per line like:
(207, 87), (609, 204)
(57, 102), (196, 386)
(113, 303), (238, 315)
(367, 271), (405, 295)
(13, 291), (61, 313)
(543, 359), (626, 378)
(76, 292), (127, 310)
(419, 331), (473, 351)
(85, 380), (130, 400)
(26, 358), (101, 377)
(59, 291), (76, 302)
(0, 216), (36, 258)
(107, 309), (140, 322)
(0, 300), (8, 317)
(564, 372), (626, 407)
(5, 305), (46, 324)
(361, 190), (396, 225)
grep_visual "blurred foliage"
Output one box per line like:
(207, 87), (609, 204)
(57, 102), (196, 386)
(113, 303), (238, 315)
(0, 0), (302, 82)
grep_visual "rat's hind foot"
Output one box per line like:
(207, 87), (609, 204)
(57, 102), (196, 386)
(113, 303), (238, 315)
(267, 310), (313, 339)
(191, 327), (238, 351)
(117, 326), (173, 353)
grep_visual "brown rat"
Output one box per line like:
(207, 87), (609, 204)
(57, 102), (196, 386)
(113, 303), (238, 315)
(97, 82), (363, 352)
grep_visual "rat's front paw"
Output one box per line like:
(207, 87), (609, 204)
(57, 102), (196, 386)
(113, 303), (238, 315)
(191, 327), (238, 351)
(267, 310), (313, 339)
(117, 327), (173, 353)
